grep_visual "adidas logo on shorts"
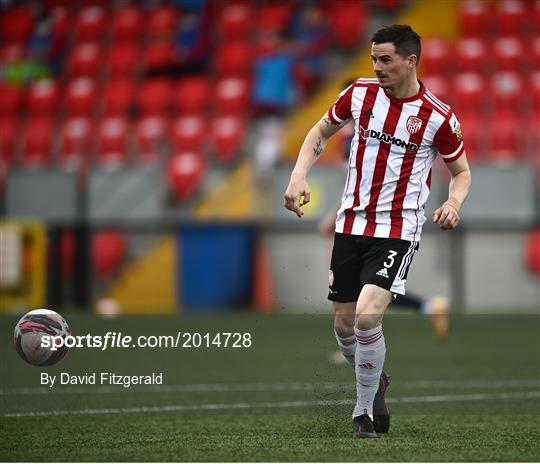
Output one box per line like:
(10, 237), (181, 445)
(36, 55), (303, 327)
(376, 268), (389, 278)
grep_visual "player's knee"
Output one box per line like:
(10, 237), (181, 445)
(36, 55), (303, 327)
(354, 311), (381, 331)
(333, 315), (353, 337)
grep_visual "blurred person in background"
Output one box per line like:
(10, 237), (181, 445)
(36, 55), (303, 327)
(284, 25), (471, 439)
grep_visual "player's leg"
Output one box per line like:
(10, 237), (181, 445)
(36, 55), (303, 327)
(333, 302), (356, 367)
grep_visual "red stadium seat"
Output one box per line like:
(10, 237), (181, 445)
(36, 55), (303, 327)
(457, 111), (484, 162)
(490, 71), (525, 112)
(97, 116), (129, 167)
(20, 117), (54, 167)
(166, 151), (205, 201)
(146, 6), (179, 40)
(175, 76), (211, 114)
(0, 7), (34, 44)
(111, 6), (142, 42)
(422, 75), (451, 106)
(215, 41), (252, 77)
(328, 1), (366, 49)
(74, 6), (106, 42)
(457, 0), (490, 37)
(375, 0), (403, 10)
(455, 38), (487, 74)
(143, 42), (175, 70)
(92, 231), (126, 280)
(138, 80), (173, 116)
(67, 43), (101, 77)
(493, 37), (525, 72)
(0, 43), (25, 64)
(101, 79), (135, 115)
(532, 37), (540, 73)
(528, 71), (540, 113)
(452, 73), (486, 113)
(218, 3), (252, 40)
(0, 83), (24, 116)
(171, 115), (205, 151)
(64, 77), (97, 117)
(210, 115), (246, 163)
(495, 0), (527, 36)
(534, 2), (540, 35)
(420, 39), (451, 76)
(135, 116), (168, 165)
(486, 111), (522, 160)
(27, 79), (58, 116)
(257, 3), (292, 34)
(214, 77), (250, 115)
(59, 116), (93, 169)
(0, 117), (18, 165)
(524, 229), (540, 278)
(105, 43), (138, 78)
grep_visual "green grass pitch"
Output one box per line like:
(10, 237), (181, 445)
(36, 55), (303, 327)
(1, 311), (539, 461)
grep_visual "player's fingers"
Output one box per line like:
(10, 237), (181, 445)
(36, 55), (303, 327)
(437, 208), (450, 225)
(432, 207), (441, 223)
(302, 190), (311, 205)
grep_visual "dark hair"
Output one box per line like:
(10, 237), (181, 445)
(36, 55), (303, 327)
(371, 24), (421, 64)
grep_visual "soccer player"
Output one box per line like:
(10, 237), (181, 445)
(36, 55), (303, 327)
(284, 25), (471, 438)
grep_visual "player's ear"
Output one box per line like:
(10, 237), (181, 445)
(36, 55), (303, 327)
(408, 54), (418, 69)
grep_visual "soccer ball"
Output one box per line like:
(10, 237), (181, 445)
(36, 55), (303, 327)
(13, 309), (71, 366)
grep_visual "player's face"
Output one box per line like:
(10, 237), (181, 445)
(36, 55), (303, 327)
(371, 43), (412, 89)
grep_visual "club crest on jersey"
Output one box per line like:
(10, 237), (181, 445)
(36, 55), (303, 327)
(406, 115), (423, 135)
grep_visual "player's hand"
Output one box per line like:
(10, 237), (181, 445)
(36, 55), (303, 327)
(284, 175), (310, 218)
(433, 198), (461, 230)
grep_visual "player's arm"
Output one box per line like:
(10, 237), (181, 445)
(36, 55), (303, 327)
(284, 115), (344, 218)
(433, 153), (472, 230)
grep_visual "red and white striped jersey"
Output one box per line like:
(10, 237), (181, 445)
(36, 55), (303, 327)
(327, 78), (465, 242)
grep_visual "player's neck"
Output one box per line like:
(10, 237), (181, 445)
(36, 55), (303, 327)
(385, 77), (421, 100)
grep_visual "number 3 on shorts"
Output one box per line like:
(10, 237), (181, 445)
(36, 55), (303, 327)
(384, 250), (398, 269)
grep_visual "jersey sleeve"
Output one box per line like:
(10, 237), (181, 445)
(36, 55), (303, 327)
(433, 112), (465, 163)
(327, 85), (353, 126)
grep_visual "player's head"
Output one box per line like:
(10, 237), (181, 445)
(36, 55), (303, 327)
(370, 25), (421, 89)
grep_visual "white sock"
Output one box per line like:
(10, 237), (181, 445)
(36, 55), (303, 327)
(334, 330), (356, 367)
(353, 325), (386, 419)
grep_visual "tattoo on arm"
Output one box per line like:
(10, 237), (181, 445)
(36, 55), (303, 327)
(323, 116), (332, 127)
(313, 137), (323, 158)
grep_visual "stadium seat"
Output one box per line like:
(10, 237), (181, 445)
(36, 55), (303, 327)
(101, 79), (135, 115)
(420, 39), (451, 76)
(327, 1), (366, 49)
(493, 37), (525, 72)
(534, 2), (540, 35)
(422, 75), (451, 106)
(96, 116), (129, 167)
(0, 117), (18, 165)
(457, 0), (490, 37)
(20, 117), (54, 167)
(27, 79), (58, 116)
(214, 41), (252, 77)
(494, 0), (527, 36)
(175, 76), (211, 114)
(0, 43), (25, 64)
(452, 73), (486, 113)
(92, 231), (126, 280)
(524, 229), (540, 278)
(64, 77), (97, 117)
(111, 6), (143, 42)
(59, 116), (93, 170)
(171, 115), (205, 151)
(490, 71), (525, 112)
(143, 42), (176, 71)
(214, 77), (250, 115)
(146, 6), (179, 40)
(375, 0), (403, 11)
(138, 80), (173, 116)
(257, 2), (292, 34)
(455, 38), (487, 74)
(74, 6), (106, 42)
(528, 71), (540, 113)
(486, 111), (522, 159)
(532, 37), (540, 73)
(105, 43), (138, 78)
(210, 115), (246, 163)
(0, 83), (24, 116)
(457, 111), (484, 162)
(67, 43), (101, 77)
(135, 116), (168, 165)
(218, 3), (252, 40)
(0, 7), (34, 44)
(166, 151), (205, 201)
